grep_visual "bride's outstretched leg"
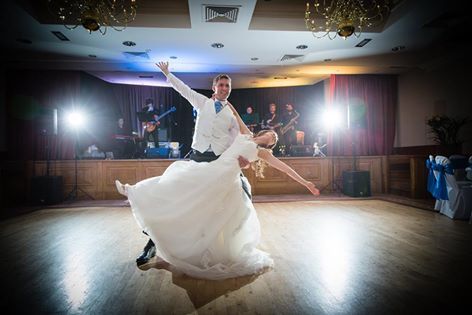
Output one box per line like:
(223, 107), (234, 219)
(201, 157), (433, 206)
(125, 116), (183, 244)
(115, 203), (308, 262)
(115, 180), (128, 196)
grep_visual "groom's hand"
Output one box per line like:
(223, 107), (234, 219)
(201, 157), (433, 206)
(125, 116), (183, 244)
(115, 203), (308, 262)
(156, 62), (170, 75)
(238, 156), (250, 169)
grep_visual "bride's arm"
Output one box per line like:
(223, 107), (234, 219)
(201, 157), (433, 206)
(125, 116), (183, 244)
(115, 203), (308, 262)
(257, 149), (320, 195)
(226, 102), (253, 135)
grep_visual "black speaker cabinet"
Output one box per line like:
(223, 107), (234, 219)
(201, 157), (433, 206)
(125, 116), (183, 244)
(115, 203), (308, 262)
(342, 171), (371, 197)
(290, 145), (314, 156)
(31, 176), (63, 205)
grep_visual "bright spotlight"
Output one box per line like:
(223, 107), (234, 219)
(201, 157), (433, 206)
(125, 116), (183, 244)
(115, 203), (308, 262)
(67, 111), (85, 129)
(322, 107), (344, 130)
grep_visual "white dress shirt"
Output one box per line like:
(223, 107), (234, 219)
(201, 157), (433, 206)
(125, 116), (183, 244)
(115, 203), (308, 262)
(165, 73), (239, 155)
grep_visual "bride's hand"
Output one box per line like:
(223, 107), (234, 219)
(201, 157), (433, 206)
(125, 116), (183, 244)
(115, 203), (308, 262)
(238, 156), (251, 169)
(305, 181), (320, 196)
(156, 62), (170, 75)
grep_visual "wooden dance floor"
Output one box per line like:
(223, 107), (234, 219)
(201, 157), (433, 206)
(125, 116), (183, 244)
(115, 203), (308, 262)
(1, 200), (471, 314)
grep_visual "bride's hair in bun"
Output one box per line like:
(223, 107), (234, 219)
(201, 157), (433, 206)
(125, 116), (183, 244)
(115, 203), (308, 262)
(254, 130), (278, 149)
(252, 130), (278, 178)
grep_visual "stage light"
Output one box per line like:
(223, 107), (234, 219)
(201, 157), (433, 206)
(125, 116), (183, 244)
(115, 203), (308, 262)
(67, 111), (85, 129)
(321, 107), (344, 130)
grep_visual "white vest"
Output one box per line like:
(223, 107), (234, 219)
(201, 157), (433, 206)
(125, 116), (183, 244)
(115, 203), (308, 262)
(166, 73), (239, 155)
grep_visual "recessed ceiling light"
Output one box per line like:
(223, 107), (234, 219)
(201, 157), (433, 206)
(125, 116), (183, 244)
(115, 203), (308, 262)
(211, 43), (224, 48)
(139, 75), (154, 78)
(122, 41), (136, 47)
(251, 81), (258, 84)
(324, 58), (332, 62)
(274, 76), (288, 80)
(169, 56), (177, 59)
(392, 45), (406, 52)
(251, 57), (259, 61)
(296, 45), (308, 50)
(16, 38), (32, 44)
(88, 54), (97, 58)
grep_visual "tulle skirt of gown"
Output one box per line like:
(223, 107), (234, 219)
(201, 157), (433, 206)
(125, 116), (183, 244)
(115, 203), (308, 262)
(127, 156), (273, 280)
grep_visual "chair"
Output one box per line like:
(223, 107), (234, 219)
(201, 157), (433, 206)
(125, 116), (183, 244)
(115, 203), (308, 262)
(466, 156), (472, 181)
(431, 155), (472, 220)
(449, 154), (468, 181)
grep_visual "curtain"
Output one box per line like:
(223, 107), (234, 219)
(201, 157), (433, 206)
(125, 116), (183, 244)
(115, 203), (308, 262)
(6, 70), (81, 160)
(327, 74), (397, 156)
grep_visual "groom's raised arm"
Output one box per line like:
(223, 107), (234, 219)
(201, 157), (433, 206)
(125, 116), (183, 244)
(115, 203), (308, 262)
(157, 62), (208, 110)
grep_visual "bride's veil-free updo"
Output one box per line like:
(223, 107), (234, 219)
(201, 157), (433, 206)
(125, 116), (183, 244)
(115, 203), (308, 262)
(252, 130), (278, 178)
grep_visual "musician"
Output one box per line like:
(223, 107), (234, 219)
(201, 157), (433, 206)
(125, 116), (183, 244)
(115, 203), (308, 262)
(241, 105), (260, 132)
(141, 98), (160, 148)
(261, 103), (281, 131)
(262, 103), (285, 155)
(115, 117), (132, 136)
(281, 103), (299, 153)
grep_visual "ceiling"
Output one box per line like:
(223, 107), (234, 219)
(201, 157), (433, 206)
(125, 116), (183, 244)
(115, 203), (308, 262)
(1, 0), (466, 89)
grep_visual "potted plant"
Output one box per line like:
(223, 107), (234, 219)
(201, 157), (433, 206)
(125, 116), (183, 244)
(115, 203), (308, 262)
(426, 115), (470, 151)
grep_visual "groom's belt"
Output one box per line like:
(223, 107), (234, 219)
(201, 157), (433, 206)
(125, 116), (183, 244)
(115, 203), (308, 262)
(190, 149), (219, 163)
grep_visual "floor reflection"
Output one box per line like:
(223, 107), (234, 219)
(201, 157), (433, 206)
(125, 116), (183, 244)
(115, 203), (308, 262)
(317, 217), (352, 301)
(139, 256), (270, 309)
(63, 244), (90, 311)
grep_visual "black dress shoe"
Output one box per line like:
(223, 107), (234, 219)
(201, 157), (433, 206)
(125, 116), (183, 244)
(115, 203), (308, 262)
(136, 239), (156, 266)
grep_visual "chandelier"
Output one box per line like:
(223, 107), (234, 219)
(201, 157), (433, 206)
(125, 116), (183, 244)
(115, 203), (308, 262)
(48, 0), (138, 35)
(305, 0), (392, 40)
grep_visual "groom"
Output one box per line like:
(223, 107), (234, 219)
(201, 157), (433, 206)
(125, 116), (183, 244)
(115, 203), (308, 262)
(135, 61), (251, 266)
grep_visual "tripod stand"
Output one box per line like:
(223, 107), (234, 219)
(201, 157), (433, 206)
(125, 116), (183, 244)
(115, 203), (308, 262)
(65, 135), (94, 201)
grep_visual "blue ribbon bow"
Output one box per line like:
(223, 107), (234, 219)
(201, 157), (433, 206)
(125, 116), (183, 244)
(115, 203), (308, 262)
(426, 159), (436, 196)
(429, 162), (454, 200)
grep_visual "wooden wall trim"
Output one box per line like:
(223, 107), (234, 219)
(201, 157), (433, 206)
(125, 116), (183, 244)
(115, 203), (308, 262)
(27, 156), (387, 199)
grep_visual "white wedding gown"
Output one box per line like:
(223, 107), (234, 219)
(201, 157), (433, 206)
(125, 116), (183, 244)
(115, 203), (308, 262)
(126, 134), (273, 280)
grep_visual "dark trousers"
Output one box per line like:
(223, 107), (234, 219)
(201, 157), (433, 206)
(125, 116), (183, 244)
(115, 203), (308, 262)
(190, 149), (252, 199)
(143, 129), (159, 148)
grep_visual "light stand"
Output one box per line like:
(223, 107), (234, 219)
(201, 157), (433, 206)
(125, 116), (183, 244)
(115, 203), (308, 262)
(64, 112), (94, 201)
(317, 109), (346, 194)
(65, 133), (94, 201)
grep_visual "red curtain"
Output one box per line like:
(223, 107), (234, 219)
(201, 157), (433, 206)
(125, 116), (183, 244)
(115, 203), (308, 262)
(327, 74), (397, 156)
(6, 71), (81, 160)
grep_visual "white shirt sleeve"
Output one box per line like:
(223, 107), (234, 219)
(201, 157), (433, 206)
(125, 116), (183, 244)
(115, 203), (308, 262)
(166, 73), (208, 110)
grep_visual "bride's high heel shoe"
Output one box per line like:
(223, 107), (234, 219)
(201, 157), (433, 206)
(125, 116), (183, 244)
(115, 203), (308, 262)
(115, 180), (128, 196)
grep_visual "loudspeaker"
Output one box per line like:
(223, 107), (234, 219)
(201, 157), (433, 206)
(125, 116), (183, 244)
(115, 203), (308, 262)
(342, 171), (371, 197)
(31, 176), (63, 205)
(290, 145), (314, 156)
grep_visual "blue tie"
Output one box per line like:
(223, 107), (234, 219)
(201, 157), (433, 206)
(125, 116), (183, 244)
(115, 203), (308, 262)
(214, 100), (223, 114)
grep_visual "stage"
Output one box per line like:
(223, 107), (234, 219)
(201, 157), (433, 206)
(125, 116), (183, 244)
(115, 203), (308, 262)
(21, 155), (429, 200)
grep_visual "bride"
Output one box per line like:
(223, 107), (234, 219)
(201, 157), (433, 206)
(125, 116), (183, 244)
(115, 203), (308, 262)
(116, 103), (319, 280)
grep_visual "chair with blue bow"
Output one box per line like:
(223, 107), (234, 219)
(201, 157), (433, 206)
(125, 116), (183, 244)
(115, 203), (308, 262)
(466, 155), (472, 181)
(429, 155), (472, 220)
